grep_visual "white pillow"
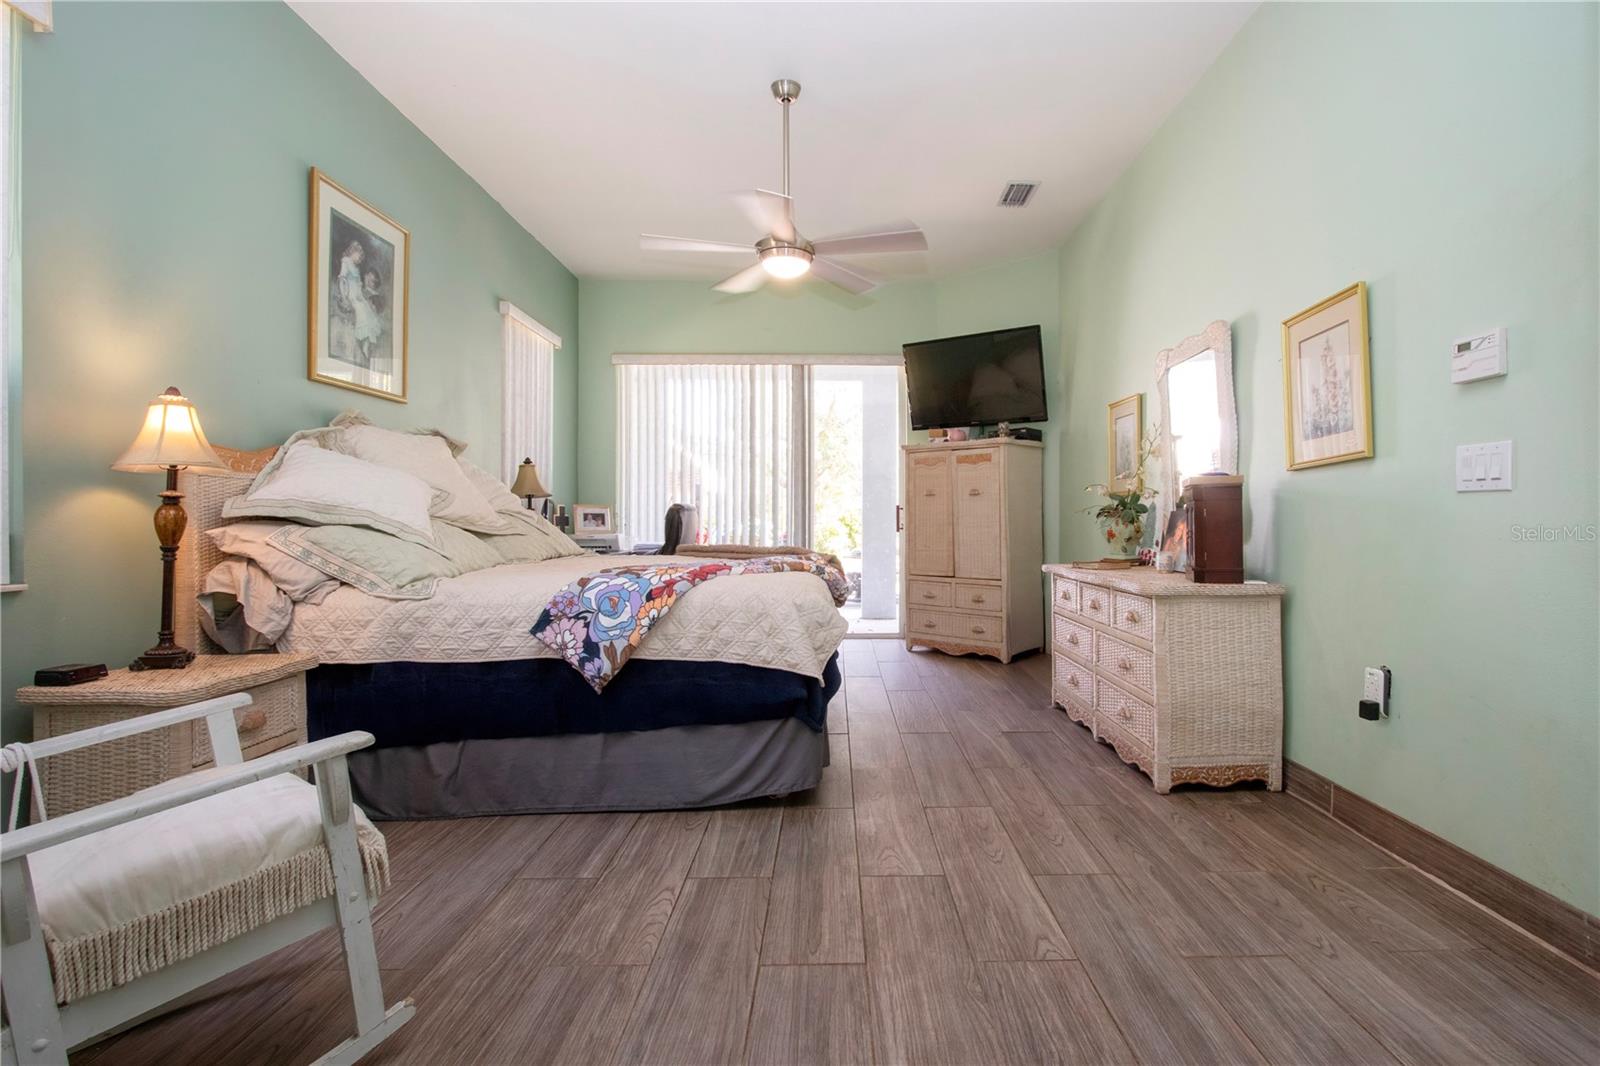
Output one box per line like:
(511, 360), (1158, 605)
(222, 440), (437, 546)
(337, 425), (508, 533)
(206, 522), (340, 603)
(458, 458), (524, 513)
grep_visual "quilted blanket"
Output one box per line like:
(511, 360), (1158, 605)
(532, 556), (851, 692)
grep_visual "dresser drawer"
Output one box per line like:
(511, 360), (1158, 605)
(1095, 632), (1155, 697)
(191, 674), (305, 765)
(954, 582), (1002, 613)
(1113, 591), (1155, 642)
(1052, 576), (1080, 615)
(1079, 583), (1112, 626)
(1095, 681), (1155, 747)
(1052, 653), (1095, 713)
(910, 607), (1001, 647)
(1051, 613), (1093, 663)
(908, 607), (956, 640)
(908, 579), (953, 608)
(962, 614), (1002, 643)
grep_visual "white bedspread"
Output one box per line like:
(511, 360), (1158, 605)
(278, 553), (848, 679)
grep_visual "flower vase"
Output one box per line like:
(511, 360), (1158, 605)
(1098, 514), (1143, 559)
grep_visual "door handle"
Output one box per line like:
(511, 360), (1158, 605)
(895, 504), (903, 533)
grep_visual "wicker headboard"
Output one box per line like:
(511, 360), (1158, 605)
(173, 445), (277, 655)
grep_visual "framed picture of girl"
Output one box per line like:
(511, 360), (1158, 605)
(308, 168), (410, 402)
(1282, 282), (1372, 469)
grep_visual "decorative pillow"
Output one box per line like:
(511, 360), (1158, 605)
(269, 521), (500, 600)
(478, 508), (586, 564)
(206, 523), (339, 603)
(222, 438), (438, 546)
(458, 458), (524, 513)
(333, 424), (508, 534)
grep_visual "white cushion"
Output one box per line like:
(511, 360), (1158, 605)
(223, 440), (437, 546)
(31, 773), (383, 946)
(338, 424), (509, 533)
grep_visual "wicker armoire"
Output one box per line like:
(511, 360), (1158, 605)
(901, 437), (1044, 663)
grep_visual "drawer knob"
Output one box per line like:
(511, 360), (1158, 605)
(1119, 706), (1132, 721)
(1118, 659), (1133, 672)
(1067, 634), (1079, 646)
(1060, 590), (1071, 600)
(973, 626), (986, 634)
(922, 592), (936, 599)
(1125, 610), (1139, 624)
(1067, 676), (1079, 688)
(923, 490), (936, 497)
(1088, 598), (1101, 610)
(967, 488), (981, 496)
(237, 708), (267, 733)
(923, 621), (936, 630)
(972, 594), (986, 604)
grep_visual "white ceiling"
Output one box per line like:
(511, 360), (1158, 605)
(291, 2), (1255, 282)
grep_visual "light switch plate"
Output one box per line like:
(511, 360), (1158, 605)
(1456, 440), (1514, 492)
(1362, 666), (1391, 719)
(1452, 328), (1508, 383)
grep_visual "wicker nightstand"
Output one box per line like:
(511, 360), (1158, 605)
(16, 653), (317, 816)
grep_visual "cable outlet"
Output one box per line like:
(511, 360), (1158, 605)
(1359, 666), (1391, 721)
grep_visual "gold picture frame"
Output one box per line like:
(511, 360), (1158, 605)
(1282, 282), (1372, 470)
(308, 168), (410, 403)
(1107, 392), (1143, 492)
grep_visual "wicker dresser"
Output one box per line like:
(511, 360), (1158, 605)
(1042, 564), (1285, 792)
(16, 653), (316, 816)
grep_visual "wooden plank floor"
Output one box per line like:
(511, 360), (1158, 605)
(80, 640), (1600, 1065)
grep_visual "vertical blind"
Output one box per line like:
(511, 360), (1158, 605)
(500, 304), (558, 487)
(616, 362), (808, 549)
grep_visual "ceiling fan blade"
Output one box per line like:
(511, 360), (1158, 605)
(810, 256), (879, 296)
(641, 234), (754, 254)
(713, 262), (769, 294)
(809, 222), (928, 256)
(732, 189), (796, 243)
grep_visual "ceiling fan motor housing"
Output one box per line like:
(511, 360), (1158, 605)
(770, 79), (801, 103)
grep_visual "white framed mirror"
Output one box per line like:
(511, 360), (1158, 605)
(1155, 320), (1237, 509)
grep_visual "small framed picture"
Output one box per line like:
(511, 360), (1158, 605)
(1106, 393), (1143, 492)
(573, 504), (614, 534)
(1282, 282), (1372, 470)
(308, 168), (410, 403)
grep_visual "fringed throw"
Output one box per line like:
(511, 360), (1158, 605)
(45, 833), (389, 1005)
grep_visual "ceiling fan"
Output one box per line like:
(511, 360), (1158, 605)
(640, 80), (928, 295)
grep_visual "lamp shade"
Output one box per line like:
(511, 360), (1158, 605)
(511, 458), (550, 499)
(111, 386), (227, 473)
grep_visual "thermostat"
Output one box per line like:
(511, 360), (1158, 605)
(1451, 328), (1507, 384)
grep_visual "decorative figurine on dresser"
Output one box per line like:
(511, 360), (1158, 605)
(1042, 562), (1285, 791)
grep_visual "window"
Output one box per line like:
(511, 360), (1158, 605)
(499, 301), (560, 487)
(616, 360), (807, 550)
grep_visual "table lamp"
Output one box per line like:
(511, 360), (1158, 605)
(112, 386), (227, 670)
(511, 457), (552, 517)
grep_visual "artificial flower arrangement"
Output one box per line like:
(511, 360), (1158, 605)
(1084, 430), (1160, 558)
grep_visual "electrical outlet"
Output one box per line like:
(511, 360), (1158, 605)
(1359, 666), (1391, 721)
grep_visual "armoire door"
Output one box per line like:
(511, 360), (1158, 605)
(953, 449), (1002, 579)
(906, 451), (953, 576)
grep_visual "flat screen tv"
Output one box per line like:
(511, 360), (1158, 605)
(903, 324), (1047, 431)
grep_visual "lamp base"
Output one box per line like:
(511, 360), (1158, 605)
(130, 643), (195, 671)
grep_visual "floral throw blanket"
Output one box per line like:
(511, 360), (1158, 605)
(531, 555), (851, 693)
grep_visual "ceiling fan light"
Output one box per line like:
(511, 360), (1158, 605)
(759, 245), (812, 279)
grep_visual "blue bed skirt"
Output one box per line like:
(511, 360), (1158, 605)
(307, 653), (841, 749)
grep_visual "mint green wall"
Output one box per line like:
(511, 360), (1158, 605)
(1057, 2), (1598, 911)
(1, 2), (577, 741)
(577, 254), (1062, 552)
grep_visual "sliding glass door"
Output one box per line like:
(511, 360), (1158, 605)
(615, 356), (906, 633)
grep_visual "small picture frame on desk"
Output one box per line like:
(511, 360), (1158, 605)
(572, 504), (614, 534)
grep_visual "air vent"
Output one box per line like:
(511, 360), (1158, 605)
(997, 182), (1039, 207)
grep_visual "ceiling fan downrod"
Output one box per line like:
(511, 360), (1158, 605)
(771, 79), (800, 197)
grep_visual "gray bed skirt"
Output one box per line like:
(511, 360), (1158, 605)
(348, 717), (829, 820)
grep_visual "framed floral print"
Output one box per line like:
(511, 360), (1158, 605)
(1106, 392), (1143, 492)
(308, 168), (410, 402)
(1282, 282), (1372, 469)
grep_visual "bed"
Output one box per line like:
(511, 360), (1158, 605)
(172, 443), (847, 819)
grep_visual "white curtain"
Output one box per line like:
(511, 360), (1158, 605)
(1, 9), (13, 585)
(616, 362), (808, 550)
(500, 303), (559, 486)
